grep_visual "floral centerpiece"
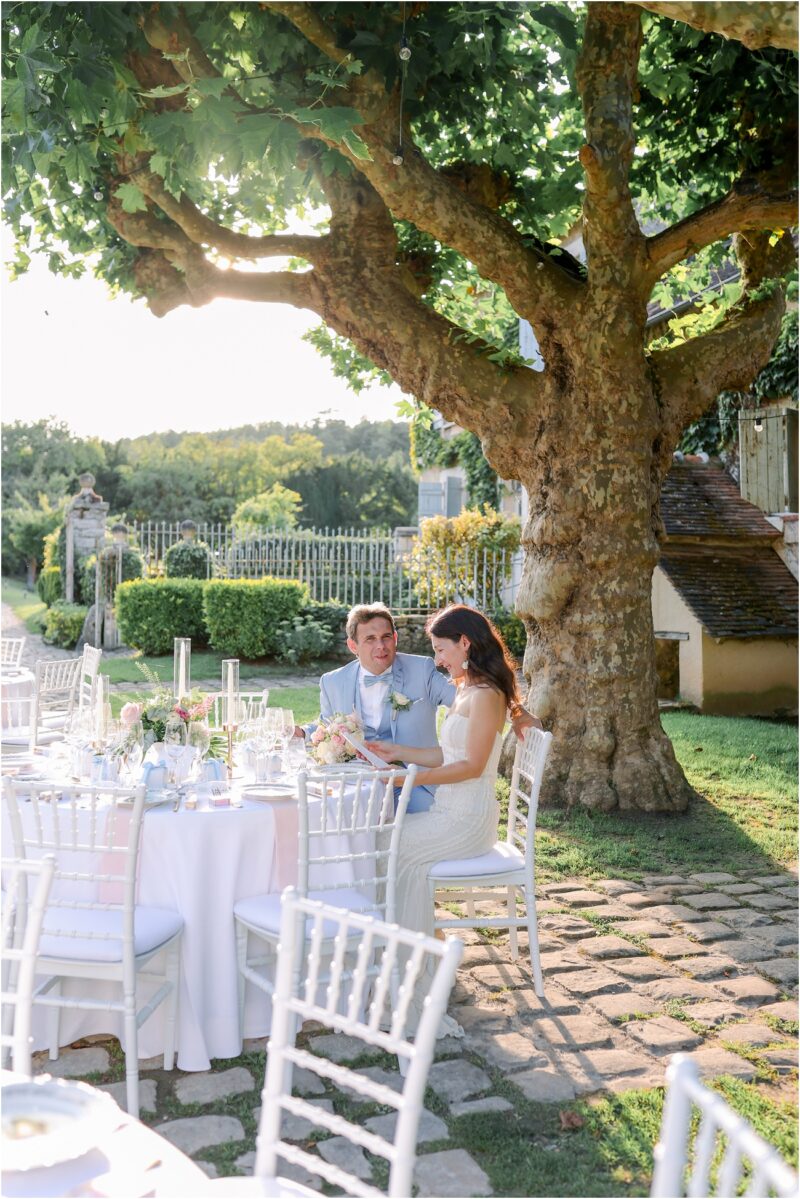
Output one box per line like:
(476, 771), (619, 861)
(120, 664), (215, 753)
(309, 712), (364, 766)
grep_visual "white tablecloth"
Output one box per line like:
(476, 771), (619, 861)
(1, 668), (34, 732)
(1, 1070), (210, 1197)
(11, 780), (376, 1072)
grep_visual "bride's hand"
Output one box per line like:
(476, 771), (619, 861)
(363, 740), (396, 762)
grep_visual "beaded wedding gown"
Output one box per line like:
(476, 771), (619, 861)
(395, 711), (501, 1037)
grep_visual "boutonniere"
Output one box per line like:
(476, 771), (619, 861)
(389, 690), (415, 715)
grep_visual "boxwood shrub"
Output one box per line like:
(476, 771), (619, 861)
(165, 539), (212, 579)
(43, 601), (88, 649)
(116, 579), (208, 655)
(203, 578), (309, 658)
(37, 564), (63, 607)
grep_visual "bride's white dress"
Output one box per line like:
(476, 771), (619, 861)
(395, 711), (501, 1034)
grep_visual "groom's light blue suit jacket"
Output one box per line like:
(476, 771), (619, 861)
(318, 653), (456, 813)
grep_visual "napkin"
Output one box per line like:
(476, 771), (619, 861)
(139, 752), (224, 790)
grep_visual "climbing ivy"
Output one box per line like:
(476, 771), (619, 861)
(410, 408), (500, 511)
(680, 309), (798, 455)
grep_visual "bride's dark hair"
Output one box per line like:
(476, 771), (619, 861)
(426, 605), (521, 710)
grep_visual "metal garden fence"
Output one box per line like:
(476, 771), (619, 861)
(128, 521), (519, 613)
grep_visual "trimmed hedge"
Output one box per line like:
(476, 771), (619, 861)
(165, 539), (212, 579)
(116, 579), (207, 655)
(491, 607), (527, 662)
(37, 564), (63, 607)
(203, 578), (309, 658)
(43, 601), (88, 649)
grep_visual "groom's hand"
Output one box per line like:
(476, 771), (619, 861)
(510, 708), (542, 740)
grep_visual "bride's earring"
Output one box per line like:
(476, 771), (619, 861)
(461, 657), (470, 671)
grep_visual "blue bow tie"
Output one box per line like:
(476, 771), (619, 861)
(364, 669), (393, 688)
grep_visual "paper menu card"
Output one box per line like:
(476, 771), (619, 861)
(341, 732), (392, 769)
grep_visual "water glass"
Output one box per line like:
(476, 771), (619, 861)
(283, 735), (307, 777)
(164, 717), (187, 786)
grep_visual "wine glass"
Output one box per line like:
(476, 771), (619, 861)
(164, 717), (187, 787)
(122, 721), (145, 784)
(186, 722), (211, 783)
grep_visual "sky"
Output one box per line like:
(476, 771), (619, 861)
(1, 249), (405, 442)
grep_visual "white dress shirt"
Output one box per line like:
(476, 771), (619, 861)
(358, 666), (392, 732)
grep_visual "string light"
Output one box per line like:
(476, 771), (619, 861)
(754, 415), (763, 433)
(394, 2), (409, 168)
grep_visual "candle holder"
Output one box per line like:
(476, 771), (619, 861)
(173, 638), (191, 702)
(221, 659), (240, 728)
(224, 723), (237, 781)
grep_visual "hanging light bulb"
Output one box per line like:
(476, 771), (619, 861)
(754, 415), (763, 433)
(93, 189), (104, 201)
(399, 36), (411, 61)
(392, 147), (404, 166)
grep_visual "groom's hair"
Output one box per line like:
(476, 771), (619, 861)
(346, 604), (396, 641)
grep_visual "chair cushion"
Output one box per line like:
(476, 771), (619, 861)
(429, 841), (525, 879)
(234, 888), (377, 938)
(39, 906), (183, 962)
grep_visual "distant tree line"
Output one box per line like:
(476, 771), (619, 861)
(1, 417), (417, 577)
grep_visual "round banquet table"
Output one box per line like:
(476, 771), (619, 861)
(1, 667), (34, 732)
(1, 1069), (210, 1198)
(17, 781), (376, 1072)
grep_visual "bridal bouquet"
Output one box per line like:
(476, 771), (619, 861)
(309, 712), (364, 765)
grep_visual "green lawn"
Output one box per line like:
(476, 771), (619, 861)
(531, 711), (797, 880)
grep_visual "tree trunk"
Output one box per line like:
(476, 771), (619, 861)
(26, 557), (38, 590)
(512, 351), (693, 812)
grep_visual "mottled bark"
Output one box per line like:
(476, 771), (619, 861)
(633, 2), (798, 50)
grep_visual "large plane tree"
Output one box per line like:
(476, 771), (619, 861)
(3, 2), (797, 810)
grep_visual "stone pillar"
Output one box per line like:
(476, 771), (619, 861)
(64, 473), (108, 603)
(180, 519), (197, 542)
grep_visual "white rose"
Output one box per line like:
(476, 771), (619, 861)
(392, 691), (409, 706)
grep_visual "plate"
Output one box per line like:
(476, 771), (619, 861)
(2, 1077), (121, 1173)
(242, 784), (296, 802)
(310, 761), (373, 774)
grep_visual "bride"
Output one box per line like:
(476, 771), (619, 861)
(366, 603), (525, 1034)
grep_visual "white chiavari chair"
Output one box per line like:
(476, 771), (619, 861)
(3, 781), (183, 1116)
(1, 637), (26, 669)
(212, 889), (463, 1198)
(1, 855), (56, 1074)
(27, 657), (83, 749)
(234, 765), (416, 1026)
(77, 644), (102, 714)
(651, 1054), (798, 1198)
(428, 726), (552, 995)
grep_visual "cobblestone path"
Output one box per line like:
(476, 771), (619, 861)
(32, 866), (798, 1195)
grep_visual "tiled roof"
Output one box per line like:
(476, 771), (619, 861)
(660, 548), (798, 639)
(661, 460), (780, 541)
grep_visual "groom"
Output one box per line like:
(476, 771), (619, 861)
(313, 603), (535, 814)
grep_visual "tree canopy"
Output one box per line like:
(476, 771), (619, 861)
(3, 2), (797, 812)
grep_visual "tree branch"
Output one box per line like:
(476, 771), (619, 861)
(263, 4), (583, 331)
(645, 178), (798, 283)
(106, 197), (314, 317)
(133, 170), (327, 264)
(650, 231), (793, 443)
(632, 2), (799, 51)
(576, 3), (647, 282)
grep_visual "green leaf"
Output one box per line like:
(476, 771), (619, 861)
(17, 49), (65, 75)
(342, 130), (372, 161)
(139, 83), (189, 99)
(116, 182), (148, 213)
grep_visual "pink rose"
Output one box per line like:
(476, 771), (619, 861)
(120, 702), (143, 726)
(311, 727), (325, 745)
(331, 734), (344, 747)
